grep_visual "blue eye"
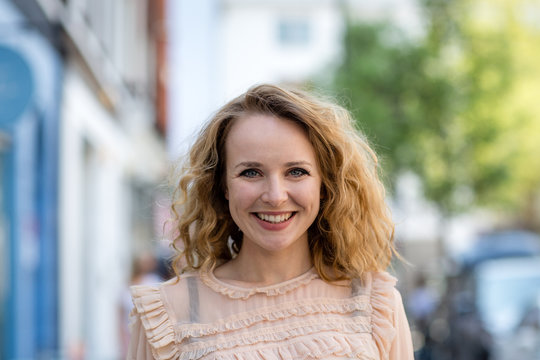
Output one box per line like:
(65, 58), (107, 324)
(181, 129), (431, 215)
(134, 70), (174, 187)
(240, 169), (260, 178)
(289, 168), (309, 177)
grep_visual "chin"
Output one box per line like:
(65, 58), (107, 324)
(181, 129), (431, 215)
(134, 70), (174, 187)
(252, 236), (305, 254)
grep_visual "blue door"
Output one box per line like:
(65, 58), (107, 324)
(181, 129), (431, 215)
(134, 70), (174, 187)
(0, 41), (62, 358)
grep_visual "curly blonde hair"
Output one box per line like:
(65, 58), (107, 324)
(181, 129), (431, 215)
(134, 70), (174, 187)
(171, 84), (396, 281)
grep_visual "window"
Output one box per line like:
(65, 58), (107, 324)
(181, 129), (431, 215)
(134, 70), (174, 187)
(278, 18), (311, 46)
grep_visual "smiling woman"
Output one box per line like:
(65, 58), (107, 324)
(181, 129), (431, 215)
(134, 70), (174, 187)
(220, 113), (322, 279)
(128, 84), (414, 359)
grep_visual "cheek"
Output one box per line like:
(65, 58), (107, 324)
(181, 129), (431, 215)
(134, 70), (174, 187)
(227, 182), (260, 208)
(292, 181), (321, 208)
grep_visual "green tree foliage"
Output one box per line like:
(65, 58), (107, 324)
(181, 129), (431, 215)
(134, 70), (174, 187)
(333, 0), (540, 219)
(424, 0), (540, 216)
(333, 21), (460, 212)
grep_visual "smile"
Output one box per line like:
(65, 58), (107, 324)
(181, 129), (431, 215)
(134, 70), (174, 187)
(255, 212), (295, 224)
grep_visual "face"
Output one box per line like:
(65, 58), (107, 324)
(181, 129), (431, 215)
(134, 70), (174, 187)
(224, 113), (322, 256)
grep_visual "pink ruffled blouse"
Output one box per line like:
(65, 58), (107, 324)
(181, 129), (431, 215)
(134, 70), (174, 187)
(128, 268), (414, 360)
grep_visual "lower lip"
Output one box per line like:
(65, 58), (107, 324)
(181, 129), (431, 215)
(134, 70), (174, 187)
(252, 213), (295, 231)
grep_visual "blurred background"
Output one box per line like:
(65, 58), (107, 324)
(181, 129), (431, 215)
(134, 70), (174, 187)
(0, 0), (539, 359)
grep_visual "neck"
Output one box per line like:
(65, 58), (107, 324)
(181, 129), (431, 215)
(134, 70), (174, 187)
(215, 242), (313, 286)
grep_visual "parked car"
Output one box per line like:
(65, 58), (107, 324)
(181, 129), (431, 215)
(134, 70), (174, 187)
(418, 230), (540, 360)
(475, 256), (540, 359)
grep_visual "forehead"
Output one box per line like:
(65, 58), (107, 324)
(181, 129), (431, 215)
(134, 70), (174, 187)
(232, 112), (305, 132)
(223, 113), (323, 171)
(225, 113), (311, 150)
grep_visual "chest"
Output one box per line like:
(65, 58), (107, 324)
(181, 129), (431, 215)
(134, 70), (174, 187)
(169, 278), (379, 359)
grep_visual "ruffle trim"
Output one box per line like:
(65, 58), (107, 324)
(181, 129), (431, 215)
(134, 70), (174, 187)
(179, 321), (375, 360)
(200, 267), (319, 299)
(369, 271), (398, 360)
(177, 294), (370, 340)
(131, 284), (177, 360)
(183, 334), (378, 360)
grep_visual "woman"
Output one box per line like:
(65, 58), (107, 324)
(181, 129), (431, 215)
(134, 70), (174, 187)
(128, 84), (414, 359)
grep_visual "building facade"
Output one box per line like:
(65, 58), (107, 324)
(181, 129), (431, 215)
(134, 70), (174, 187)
(0, 0), (168, 358)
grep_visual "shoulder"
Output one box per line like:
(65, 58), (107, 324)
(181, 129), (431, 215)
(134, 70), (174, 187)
(367, 271), (399, 301)
(131, 272), (199, 316)
(362, 271), (405, 359)
(349, 271), (398, 300)
(360, 270), (402, 316)
(129, 273), (198, 360)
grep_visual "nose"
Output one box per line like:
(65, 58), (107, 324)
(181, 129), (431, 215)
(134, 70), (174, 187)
(261, 176), (288, 206)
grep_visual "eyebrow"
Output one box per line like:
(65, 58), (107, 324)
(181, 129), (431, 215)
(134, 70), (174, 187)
(234, 161), (313, 169)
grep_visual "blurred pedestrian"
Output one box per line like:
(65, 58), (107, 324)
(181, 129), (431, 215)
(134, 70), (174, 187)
(407, 273), (438, 360)
(128, 84), (414, 359)
(408, 273), (437, 333)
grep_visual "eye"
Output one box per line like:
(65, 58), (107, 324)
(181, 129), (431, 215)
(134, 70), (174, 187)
(239, 169), (261, 178)
(289, 168), (310, 177)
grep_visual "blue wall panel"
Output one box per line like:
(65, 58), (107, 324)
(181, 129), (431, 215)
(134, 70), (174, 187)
(0, 10), (63, 358)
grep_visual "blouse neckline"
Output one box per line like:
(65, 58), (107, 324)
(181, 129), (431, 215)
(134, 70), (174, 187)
(200, 266), (319, 300)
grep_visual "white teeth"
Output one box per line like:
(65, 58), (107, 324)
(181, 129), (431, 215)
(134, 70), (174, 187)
(256, 213), (293, 224)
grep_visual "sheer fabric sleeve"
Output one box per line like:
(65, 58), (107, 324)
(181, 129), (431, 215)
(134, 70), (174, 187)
(127, 308), (156, 360)
(389, 288), (414, 360)
(127, 284), (177, 360)
(370, 272), (414, 360)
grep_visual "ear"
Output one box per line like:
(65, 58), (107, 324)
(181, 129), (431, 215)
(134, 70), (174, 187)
(225, 187), (229, 200)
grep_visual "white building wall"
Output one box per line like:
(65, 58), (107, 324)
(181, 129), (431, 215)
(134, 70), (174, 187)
(59, 66), (132, 359)
(167, 0), (221, 158)
(220, 0), (343, 100)
(345, 0), (424, 39)
(83, 140), (129, 359)
(58, 77), (85, 357)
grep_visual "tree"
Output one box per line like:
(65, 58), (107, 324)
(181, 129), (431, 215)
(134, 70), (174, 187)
(424, 0), (540, 225)
(333, 21), (460, 213)
(333, 0), (540, 226)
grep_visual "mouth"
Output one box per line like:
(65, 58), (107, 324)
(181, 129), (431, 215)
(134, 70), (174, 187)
(254, 212), (295, 224)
